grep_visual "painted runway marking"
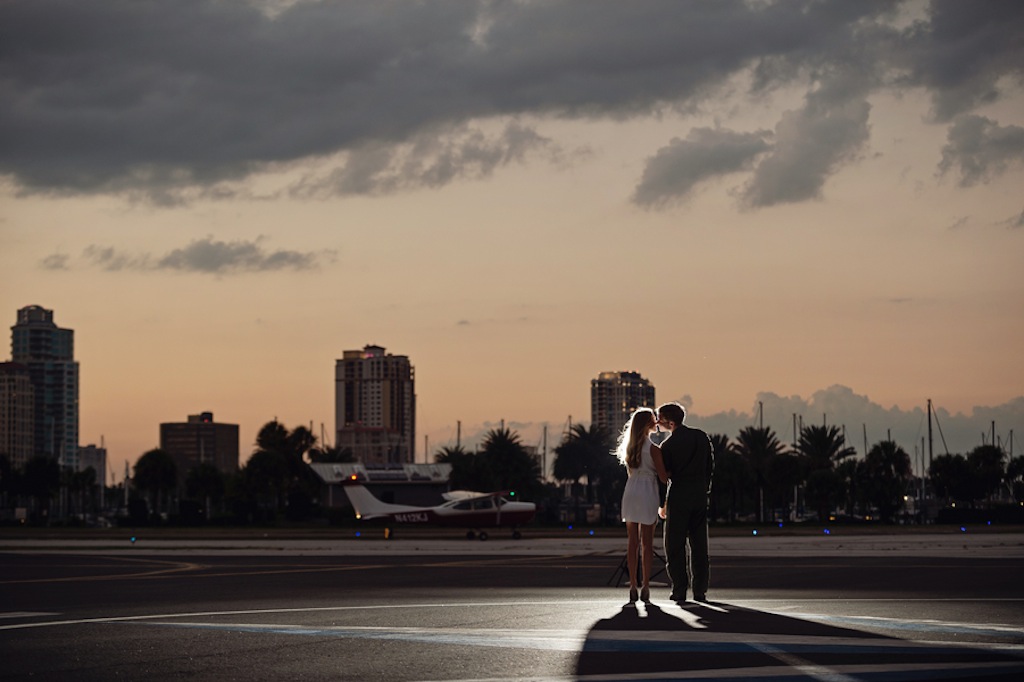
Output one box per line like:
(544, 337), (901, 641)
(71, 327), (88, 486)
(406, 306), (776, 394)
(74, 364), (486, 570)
(4, 599), (1023, 681)
(0, 556), (204, 584)
(758, 610), (1024, 642)
(0, 599), (616, 630)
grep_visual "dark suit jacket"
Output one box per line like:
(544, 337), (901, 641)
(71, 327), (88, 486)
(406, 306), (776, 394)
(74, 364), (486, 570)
(660, 425), (714, 505)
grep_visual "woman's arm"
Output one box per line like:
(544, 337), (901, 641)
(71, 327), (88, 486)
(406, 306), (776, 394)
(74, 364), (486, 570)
(651, 444), (669, 484)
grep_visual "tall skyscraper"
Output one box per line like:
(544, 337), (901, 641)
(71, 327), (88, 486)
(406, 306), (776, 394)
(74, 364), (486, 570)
(0, 362), (35, 471)
(160, 412), (239, 486)
(10, 306), (79, 469)
(591, 371), (656, 435)
(335, 345), (415, 466)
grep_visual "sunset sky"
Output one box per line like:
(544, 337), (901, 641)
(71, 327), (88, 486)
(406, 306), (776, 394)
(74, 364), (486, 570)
(2, 1), (1022, 482)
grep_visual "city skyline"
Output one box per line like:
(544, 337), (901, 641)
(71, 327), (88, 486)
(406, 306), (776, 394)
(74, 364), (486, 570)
(2, 1), (1022, 481)
(3, 306), (1019, 482)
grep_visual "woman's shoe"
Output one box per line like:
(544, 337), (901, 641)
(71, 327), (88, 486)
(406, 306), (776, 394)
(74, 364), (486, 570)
(628, 586), (639, 602)
(640, 586), (650, 602)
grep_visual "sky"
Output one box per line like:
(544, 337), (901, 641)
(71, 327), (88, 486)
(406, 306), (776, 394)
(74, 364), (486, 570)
(2, 0), (1022, 483)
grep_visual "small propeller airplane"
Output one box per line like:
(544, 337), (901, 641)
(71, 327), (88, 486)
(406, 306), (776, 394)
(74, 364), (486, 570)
(341, 476), (536, 540)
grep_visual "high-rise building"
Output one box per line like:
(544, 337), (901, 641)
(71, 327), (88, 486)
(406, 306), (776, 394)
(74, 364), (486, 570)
(160, 412), (239, 486)
(335, 345), (415, 466)
(0, 362), (35, 471)
(591, 371), (656, 435)
(77, 443), (107, 486)
(10, 306), (79, 469)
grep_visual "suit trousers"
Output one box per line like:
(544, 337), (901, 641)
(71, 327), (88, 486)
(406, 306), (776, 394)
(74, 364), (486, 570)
(663, 491), (709, 599)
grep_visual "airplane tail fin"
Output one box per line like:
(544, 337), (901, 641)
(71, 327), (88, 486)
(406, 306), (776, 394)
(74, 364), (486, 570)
(342, 484), (414, 520)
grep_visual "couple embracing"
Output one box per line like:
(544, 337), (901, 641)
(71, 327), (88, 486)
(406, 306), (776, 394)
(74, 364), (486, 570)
(615, 401), (714, 603)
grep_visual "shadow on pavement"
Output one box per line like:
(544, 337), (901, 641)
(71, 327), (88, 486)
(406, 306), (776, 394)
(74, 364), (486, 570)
(575, 600), (1024, 680)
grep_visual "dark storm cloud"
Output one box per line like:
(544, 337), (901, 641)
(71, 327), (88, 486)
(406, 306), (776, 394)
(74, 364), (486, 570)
(938, 115), (1024, 187)
(0, 0), (1020, 207)
(79, 237), (326, 274)
(896, 1), (1024, 123)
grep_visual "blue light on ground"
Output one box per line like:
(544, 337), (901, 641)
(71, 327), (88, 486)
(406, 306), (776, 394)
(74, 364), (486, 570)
(823, 529), (831, 535)
(752, 530), (758, 536)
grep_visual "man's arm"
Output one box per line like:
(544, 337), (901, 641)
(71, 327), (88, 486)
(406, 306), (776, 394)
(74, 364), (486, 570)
(704, 432), (714, 495)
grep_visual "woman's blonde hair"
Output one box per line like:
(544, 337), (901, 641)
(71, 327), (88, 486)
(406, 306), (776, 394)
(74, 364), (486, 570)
(615, 407), (655, 469)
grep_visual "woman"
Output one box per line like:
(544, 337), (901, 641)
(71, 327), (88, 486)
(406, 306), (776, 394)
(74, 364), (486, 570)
(616, 407), (668, 602)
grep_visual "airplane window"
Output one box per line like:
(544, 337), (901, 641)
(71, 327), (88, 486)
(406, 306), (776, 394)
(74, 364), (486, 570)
(454, 501), (471, 510)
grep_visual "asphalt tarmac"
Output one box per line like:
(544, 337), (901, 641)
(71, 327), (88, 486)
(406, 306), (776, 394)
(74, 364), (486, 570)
(2, 531), (1023, 680)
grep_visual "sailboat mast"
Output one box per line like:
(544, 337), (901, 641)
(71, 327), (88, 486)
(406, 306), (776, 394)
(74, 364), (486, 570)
(927, 399), (934, 474)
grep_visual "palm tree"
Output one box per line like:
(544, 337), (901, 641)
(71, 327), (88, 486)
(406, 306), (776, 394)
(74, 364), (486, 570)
(435, 444), (484, 491)
(708, 434), (749, 522)
(966, 444), (1006, 502)
(185, 462), (227, 519)
(243, 449), (290, 515)
(735, 426), (785, 523)
(766, 452), (802, 521)
(795, 425), (856, 472)
(252, 420), (319, 519)
(23, 455), (60, 523)
(929, 453), (972, 505)
(859, 440), (911, 522)
(308, 443), (355, 463)
(553, 424), (616, 501)
(1007, 456), (1024, 502)
(133, 449), (178, 518)
(479, 426), (541, 499)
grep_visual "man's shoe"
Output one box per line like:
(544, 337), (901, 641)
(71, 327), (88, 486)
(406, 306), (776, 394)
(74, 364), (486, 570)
(692, 593), (706, 602)
(669, 592), (685, 602)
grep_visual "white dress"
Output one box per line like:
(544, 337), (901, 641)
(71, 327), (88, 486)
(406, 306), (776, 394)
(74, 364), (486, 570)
(620, 438), (660, 525)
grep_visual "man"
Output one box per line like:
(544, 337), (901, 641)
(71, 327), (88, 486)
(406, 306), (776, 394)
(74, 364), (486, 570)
(657, 401), (714, 602)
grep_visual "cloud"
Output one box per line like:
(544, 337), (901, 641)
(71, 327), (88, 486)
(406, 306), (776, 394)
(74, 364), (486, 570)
(431, 386), (1024, 461)
(633, 127), (772, 208)
(740, 89), (872, 208)
(897, 1), (1024, 123)
(291, 122), (563, 198)
(0, 1), (1020, 207)
(938, 115), (1024, 187)
(38, 253), (71, 270)
(685, 385), (1024, 459)
(79, 237), (328, 274)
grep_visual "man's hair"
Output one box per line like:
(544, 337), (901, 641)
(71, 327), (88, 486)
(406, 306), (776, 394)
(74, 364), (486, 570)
(657, 402), (686, 426)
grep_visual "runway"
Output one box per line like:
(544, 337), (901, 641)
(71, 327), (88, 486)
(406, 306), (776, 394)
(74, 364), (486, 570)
(1, 531), (1023, 680)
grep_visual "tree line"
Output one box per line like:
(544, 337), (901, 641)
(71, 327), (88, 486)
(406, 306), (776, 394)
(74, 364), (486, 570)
(547, 422), (1023, 525)
(3, 418), (1020, 526)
